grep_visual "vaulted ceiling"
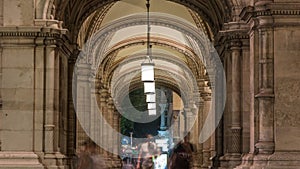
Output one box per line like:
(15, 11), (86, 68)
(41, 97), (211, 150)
(55, 0), (244, 42)
(62, 0), (232, 103)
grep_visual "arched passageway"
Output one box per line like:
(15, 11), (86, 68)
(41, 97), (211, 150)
(72, 8), (220, 167)
(1, 0), (300, 169)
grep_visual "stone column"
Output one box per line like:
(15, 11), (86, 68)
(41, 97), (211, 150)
(67, 55), (77, 157)
(107, 97), (114, 156)
(0, 48), (2, 143)
(43, 38), (66, 168)
(0, 33), (45, 168)
(172, 110), (180, 142)
(44, 37), (57, 155)
(184, 107), (193, 135)
(242, 2), (275, 161)
(228, 38), (243, 167)
(99, 88), (109, 155)
(111, 106), (122, 168)
(75, 59), (91, 146)
(245, 1), (300, 168)
(89, 78), (101, 147)
(192, 89), (204, 169)
(254, 29), (275, 155)
(201, 89), (212, 169)
(219, 29), (249, 168)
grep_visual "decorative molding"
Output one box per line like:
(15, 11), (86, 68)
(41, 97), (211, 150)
(0, 30), (66, 37)
(240, 4), (300, 24)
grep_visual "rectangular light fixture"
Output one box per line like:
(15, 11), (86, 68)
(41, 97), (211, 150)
(144, 81), (155, 94)
(148, 109), (156, 116)
(141, 62), (154, 82)
(146, 93), (156, 103)
(147, 102), (156, 109)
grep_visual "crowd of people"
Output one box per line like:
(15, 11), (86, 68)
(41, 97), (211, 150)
(73, 132), (195, 169)
(133, 132), (195, 169)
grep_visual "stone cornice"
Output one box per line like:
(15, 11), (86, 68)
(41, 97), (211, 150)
(0, 31), (56, 37)
(216, 22), (250, 55)
(220, 22), (250, 40)
(240, 3), (300, 25)
(0, 26), (74, 58)
(0, 24), (67, 37)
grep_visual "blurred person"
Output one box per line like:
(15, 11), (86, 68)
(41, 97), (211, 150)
(168, 132), (195, 169)
(77, 140), (93, 169)
(137, 134), (159, 169)
(87, 141), (108, 169)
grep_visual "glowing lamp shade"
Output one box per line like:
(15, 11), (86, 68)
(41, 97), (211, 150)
(146, 93), (156, 103)
(147, 102), (156, 110)
(141, 62), (154, 82)
(144, 82), (155, 94)
(148, 109), (156, 116)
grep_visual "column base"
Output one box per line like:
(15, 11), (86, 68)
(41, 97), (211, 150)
(43, 152), (67, 169)
(0, 151), (44, 169)
(202, 150), (212, 168)
(192, 152), (203, 169)
(249, 152), (300, 169)
(234, 153), (254, 169)
(219, 153), (241, 169)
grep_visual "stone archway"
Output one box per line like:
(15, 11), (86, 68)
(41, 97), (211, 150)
(71, 8), (227, 167)
(1, 0), (299, 169)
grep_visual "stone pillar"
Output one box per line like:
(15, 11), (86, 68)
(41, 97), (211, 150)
(0, 22), (67, 167)
(224, 38), (243, 168)
(89, 77), (102, 152)
(43, 38), (66, 168)
(89, 78), (97, 141)
(111, 106), (122, 168)
(201, 89), (212, 169)
(184, 107), (193, 135)
(0, 33), (44, 168)
(107, 97), (114, 157)
(254, 28), (275, 155)
(239, 2), (300, 168)
(172, 110), (180, 142)
(240, 4), (275, 168)
(192, 87), (204, 168)
(67, 55), (77, 157)
(99, 88), (109, 155)
(218, 28), (249, 168)
(75, 59), (91, 146)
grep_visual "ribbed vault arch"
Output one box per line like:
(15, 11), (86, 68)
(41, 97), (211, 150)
(99, 36), (204, 83)
(109, 53), (196, 106)
(51, 0), (234, 42)
(80, 13), (215, 74)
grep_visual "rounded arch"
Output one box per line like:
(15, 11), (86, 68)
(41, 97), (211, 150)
(35, 0), (55, 19)
(99, 36), (204, 83)
(75, 12), (222, 109)
(53, 0), (234, 42)
(82, 13), (214, 70)
(108, 52), (197, 105)
(73, 9), (225, 153)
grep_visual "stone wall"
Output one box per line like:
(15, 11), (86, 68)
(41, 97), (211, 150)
(274, 28), (300, 151)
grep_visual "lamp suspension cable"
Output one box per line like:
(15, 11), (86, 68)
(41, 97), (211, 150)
(146, 0), (152, 62)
